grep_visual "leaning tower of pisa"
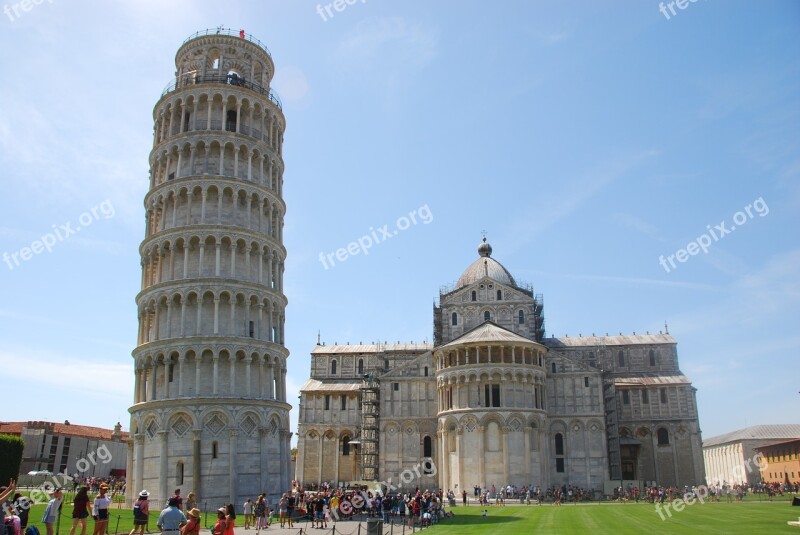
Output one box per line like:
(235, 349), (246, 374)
(127, 29), (291, 507)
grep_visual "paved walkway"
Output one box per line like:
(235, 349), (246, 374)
(224, 516), (440, 535)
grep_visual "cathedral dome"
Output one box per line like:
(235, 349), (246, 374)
(456, 238), (516, 289)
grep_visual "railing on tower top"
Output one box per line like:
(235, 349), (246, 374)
(181, 27), (272, 58)
(160, 73), (283, 110)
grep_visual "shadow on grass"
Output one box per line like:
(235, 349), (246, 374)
(438, 515), (523, 526)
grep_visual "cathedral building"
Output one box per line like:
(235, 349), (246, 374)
(127, 29), (291, 506)
(297, 239), (705, 494)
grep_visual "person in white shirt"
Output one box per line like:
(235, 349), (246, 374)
(92, 484), (113, 535)
(242, 499), (253, 530)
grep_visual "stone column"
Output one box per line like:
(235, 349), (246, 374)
(477, 426), (485, 487)
(456, 427), (464, 490)
(178, 355), (185, 397)
(212, 355), (219, 395)
(229, 430), (237, 503)
(245, 356), (252, 397)
(192, 430), (202, 502)
(439, 429), (449, 491)
(502, 427), (510, 485)
(134, 434), (145, 500)
(159, 430), (169, 504)
(133, 367), (141, 403)
(260, 428), (270, 494)
(523, 426), (532, 485)
(195, 355), (202, 397)
(229, 355), (236, 394)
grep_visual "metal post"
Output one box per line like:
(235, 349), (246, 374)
(115, 516), (121, 535)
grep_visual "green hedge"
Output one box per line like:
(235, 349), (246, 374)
(0, 434), (24, 486)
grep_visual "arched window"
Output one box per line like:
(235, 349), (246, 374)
(451, 312), (458, 326)
(551, 362), (557, 374)
(331, 359), (337, 375)
(484, 311), (491, 321)
(423, 366), (429, 377)
(497, 290), (502, 300)
(555, 433), (564, 455)
(212, 441), (218, 459)
(657, 428), (670, 445)
(423, 436), (433, 474)
(176, 461), (184, 485)
(384, 358), (390, 371)
(471, 291), (477, 302)
(518, 310), (525, 324)
(618, 351), (625, 367)
(357, 359), (364, 375)
(649, 350), (656, 367)
(342, 436), (351, 456)
(226, 109), (237, 132)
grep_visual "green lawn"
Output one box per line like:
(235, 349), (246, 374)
(423, 501), (800, 534)
(19, 498), (800, 534)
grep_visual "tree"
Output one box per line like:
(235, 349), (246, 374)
(0, 434), (24, 485)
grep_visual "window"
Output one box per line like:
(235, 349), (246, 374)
(471, 291), (476, 302)
(484, 384), (501, 407)
(358, 359), (364, 375)
(176, 461), (184, 485)
(340, 396), (346, 410)
(484, 311), (491, 321)
(556, 458), (565, 473)
(384, 358), (390, 371)
(622, 390), (630, 405)
(660, 388), (667, 404)
(588, 352), (596, 368)
(331, 359), (337, 375)
(618, 351), (625, 367)
(551, 362), (557, 374)
(451, 312), (458, 326)
(342, 436), (351, 456)
(226, 109), (237, 132)
(584, 377), (589, 388)
(168, 363), (174, 382)
(555, 433), (564, 455)
(657, 428), (670, 445)
(393, 382), (399, 391)
(423, 366), (429, 377)
(497, 290), (502, 300)
(642, 389), (649, 404)
(324, 395), (330, 410)
(249, 321), (255, 338)
(423, 437), (434, 474)
(649, 350), (656, 367)
(212, 441), (218, 459)
(518, 310), (525, 324)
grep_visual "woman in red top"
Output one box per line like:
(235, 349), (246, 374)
(69, 487), (91, 535)
(224, 504), (235, 535)
(212, 509), (226, 535)
(180, 508), (201, 535)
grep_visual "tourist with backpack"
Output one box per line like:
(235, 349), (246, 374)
(129, 491), (150, 535)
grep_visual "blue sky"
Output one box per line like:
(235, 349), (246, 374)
(0, 0), (798, 446)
